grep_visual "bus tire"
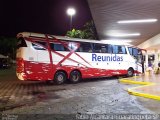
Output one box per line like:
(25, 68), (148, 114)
(127, 68), (134, 77)
(54, 71), (66, 85)
(69, 70), (81, 83)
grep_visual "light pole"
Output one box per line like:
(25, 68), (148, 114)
(67, 8), (76, 30)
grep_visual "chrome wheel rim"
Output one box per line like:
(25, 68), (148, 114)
(57, 74), (64, 82)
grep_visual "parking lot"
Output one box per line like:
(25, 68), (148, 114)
(0, 68), (160, 120)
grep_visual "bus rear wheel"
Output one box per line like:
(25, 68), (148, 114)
(54, 71), (66, 85)
(69, 70), (81, 83)
(127, 68), (134, 77)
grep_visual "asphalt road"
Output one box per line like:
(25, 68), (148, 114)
(0, 68), (160, 120)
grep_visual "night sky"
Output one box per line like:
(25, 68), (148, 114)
(0, 0), (92, 37)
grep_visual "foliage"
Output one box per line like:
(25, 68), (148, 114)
(83, 20), (98, 39)
(66, 20), (98, 40)
(66, 29), (89, 39)
(0, 37), (17, 59)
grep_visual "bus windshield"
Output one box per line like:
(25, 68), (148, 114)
(128, 47), (143, 63)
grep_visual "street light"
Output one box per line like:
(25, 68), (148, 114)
(67, 8), (76, 30)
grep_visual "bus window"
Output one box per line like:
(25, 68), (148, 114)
(50, 43), (68, 51)
(128, 47), (133, 55)
(94, 44), (102, 53)
(128, 47), (143, 63)
(121, 46), (127, 54)
(112, 45), (126, 54)
(129, 47), (141, 57)
(17, 38), (27, 49)
(106, 44), (113, 53)
(35, 41), (47, 47)
(78, 42), (92, 52)
(93, 43), (108, 53)
(68, 42), (78, 51)
(32, 41), (46, 50)
(133, 48), (138, 56)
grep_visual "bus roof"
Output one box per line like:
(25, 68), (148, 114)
(17, 32), (132, 46)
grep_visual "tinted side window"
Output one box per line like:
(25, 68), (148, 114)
(17, 38), (27, 49)
(128, 47), (133, 55)
(94, 44), (107, 53)
(36, 41), (47, 46)
(112, 45), (118, 54)
(112, 45), (126, 54)
(68, 42), (78, 51)
(133, 48), (138, 56)
(50, 43), (68, 51)
(129, 47), (140, 56)
(107, 44), (113, 53)
(121, 46), (127, 54)
(32, 41), (47, 50)
(78, 42), (92, 52)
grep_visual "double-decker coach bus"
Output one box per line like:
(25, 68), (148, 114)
(16, 32), (144, 84)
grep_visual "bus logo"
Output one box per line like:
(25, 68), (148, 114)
(92, 53), (123, 62)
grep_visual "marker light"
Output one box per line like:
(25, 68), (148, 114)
(117, 19), (158, 24)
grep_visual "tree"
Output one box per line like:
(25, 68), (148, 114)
(66, 29), (89, 39)
(83, 20), (98, 39)
(0, 37), (17, 59)
(66, 29), (82, 38)
(66, 20), (98, 40)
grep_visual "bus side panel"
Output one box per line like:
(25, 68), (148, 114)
(62, 52), (113, 78)
(36, 49), (53, 80)
(23, 41), (53, 81)
(25, 61), (53, 80)
(72, 52), (128, 77)
(22, 41), (39, 80)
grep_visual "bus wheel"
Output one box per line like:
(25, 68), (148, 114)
(69, 70), (81, 83)
(127, 68), (134, 77)
(54, 71), (66, 85)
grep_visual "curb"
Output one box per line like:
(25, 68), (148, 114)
(119, 79), (152, 85)
(119, 78), (160, 101)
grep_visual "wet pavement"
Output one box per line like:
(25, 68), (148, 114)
(128, 73), (160, 83)
(121, 73), (160, 97)
(0, 68), (160, 120)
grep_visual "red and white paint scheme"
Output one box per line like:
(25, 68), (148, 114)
(16, 32), (144, 84)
